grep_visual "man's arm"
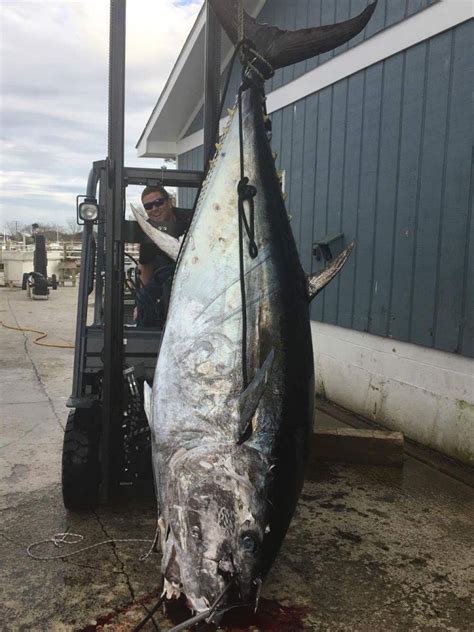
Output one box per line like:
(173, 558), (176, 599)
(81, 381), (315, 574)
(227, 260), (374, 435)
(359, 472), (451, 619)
(138, 262), (154, 286)
(138, 242), (157, 286)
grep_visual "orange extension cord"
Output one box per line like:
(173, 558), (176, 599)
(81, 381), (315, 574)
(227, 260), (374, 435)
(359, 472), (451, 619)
(0, 321), (75, 349)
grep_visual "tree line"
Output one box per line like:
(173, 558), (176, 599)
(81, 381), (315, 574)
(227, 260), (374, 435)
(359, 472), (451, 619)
(3, 220), (82, 242)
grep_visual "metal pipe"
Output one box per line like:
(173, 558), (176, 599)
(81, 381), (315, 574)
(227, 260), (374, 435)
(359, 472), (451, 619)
(69, 221), (95, 402)
(101, 0), (127, 501)
(86, 165), (100, 199)
(93, 166), (107, 325)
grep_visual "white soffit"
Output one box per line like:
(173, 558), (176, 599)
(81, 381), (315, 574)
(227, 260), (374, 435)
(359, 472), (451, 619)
(175, 0), (473, 156)
(136, 0), (266, 159)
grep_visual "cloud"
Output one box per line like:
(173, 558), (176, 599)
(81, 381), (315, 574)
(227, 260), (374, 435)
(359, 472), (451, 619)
(0, 0), (203, 229)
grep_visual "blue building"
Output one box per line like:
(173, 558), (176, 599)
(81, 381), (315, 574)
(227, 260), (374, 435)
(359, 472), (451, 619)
(137, 0), (473, 465)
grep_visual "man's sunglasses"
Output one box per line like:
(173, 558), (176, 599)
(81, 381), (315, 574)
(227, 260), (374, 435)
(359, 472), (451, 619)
(144, 197), (167, 211)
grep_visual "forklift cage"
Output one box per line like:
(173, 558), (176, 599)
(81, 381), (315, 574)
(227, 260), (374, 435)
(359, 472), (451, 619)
(65, 0), (221, 503)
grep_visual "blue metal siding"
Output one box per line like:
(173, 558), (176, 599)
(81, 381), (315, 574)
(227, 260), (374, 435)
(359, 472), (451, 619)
(436, 26), (473, 355)
(299, 94), (318, 274)
(462, 155), (474, 357)
(370, 54), (404, 337)
(338, 75), (364, 329)
(177, 145), (203, 209)
(177, 21), (473, 357)
(291, 21), (471, 357)
(410, 32), (452, 348)
(389, 43), (426, 343)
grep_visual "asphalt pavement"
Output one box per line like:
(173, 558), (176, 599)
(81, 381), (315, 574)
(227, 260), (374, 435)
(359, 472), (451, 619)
(1, 285), (473, 631)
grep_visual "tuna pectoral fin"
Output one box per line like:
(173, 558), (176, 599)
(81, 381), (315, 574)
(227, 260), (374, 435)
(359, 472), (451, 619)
(237, 350), (275, 444)
(143, 380), (152, 425)
(130, 203), (180, 262)
(307, 241), (355, 302)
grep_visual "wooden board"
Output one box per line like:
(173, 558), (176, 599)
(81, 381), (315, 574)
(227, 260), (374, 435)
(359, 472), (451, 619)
(312, 427), (404, 467)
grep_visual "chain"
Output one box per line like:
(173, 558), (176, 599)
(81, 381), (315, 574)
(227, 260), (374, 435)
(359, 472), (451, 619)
(122, 366), (149, 483)
(237, 0), (244, 42)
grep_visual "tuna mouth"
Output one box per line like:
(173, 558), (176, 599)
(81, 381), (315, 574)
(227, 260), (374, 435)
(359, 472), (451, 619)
(216, 571), (260, 612)
(217, 555), (262, 610)
(204, 580), (262, 625)
(188, 581), (234, 624)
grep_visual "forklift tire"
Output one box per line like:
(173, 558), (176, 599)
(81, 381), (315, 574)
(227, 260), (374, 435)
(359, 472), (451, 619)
(62, 409), (101, 510)
(51, 274), (58, 290)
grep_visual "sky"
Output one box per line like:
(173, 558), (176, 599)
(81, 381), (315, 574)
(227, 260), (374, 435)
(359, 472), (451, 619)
(0, 0), (204, 232)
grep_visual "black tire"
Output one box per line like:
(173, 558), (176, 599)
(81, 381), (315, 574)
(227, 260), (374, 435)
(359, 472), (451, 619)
(51, 274), (58, 290)
(22, 272), (29, 291)
(62, 408), (101, 509)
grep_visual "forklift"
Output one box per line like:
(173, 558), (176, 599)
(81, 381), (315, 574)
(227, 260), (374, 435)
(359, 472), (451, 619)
(62, 0), (222, 509)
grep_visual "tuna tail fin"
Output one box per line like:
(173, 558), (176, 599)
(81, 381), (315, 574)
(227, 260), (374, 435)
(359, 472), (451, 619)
(130, 203), (181, 262)
(237, 349), (275, 444)
(208, 1), (377, 74)
(307, 241), (355, 302)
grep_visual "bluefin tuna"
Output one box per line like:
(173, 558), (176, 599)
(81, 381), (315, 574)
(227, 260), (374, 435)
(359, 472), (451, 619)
(132, 0), (377, 616)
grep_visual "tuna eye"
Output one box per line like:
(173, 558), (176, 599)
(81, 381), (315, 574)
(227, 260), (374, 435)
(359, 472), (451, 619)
(241, 533), (259, 553)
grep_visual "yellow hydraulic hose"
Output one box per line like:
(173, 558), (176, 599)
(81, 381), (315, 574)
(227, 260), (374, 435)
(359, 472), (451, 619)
(0, 321), (75, 349)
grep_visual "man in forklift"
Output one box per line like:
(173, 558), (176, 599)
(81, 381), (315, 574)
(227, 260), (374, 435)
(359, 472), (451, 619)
(134, 185), (192, 327)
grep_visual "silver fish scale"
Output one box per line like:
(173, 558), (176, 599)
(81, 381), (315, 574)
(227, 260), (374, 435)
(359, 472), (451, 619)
(152, 92), (284, 471)
(149, 86), (312, 612)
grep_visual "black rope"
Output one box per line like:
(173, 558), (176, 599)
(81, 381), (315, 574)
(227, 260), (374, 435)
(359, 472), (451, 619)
(131, 595), (165, 632)
(217, 39), (251, 128)
(125, 251), (139, 266)
(236, 46), (261, 390)
(203, 36), (271, 394)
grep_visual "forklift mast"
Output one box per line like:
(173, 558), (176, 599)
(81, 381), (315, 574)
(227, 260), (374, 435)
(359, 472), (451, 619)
(66, 0), (222, 504)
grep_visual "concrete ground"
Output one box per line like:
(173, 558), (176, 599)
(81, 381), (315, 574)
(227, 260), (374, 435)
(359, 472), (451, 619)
(0, 285), (473, 631)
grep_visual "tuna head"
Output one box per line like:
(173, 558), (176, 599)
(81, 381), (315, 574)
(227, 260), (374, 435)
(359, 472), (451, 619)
(161, 444), (270, 612)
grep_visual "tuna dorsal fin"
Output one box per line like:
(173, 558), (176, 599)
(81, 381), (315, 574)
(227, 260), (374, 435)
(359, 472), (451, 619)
(208, 1), (377, 74)
(237, 349), (275, 445)
(307, 241), (355, 302)
(130, 203), (180, 262)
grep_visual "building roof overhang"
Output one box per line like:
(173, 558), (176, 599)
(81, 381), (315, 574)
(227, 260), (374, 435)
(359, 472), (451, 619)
(136, 0), (266, 159)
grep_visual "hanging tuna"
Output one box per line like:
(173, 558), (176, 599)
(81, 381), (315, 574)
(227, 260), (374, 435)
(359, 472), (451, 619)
(131, 0), (377, 619)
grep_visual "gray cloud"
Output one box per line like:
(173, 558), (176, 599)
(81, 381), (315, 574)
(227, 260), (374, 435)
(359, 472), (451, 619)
(0, 0), (203, 229)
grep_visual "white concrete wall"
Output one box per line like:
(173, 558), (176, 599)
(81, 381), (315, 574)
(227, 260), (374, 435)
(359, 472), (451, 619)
(312, 322), (474, 466)
(3, 251), (62, 286)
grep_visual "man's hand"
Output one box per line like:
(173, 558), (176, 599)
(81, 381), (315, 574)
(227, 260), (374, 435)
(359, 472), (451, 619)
(133, 306), (138, 321)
